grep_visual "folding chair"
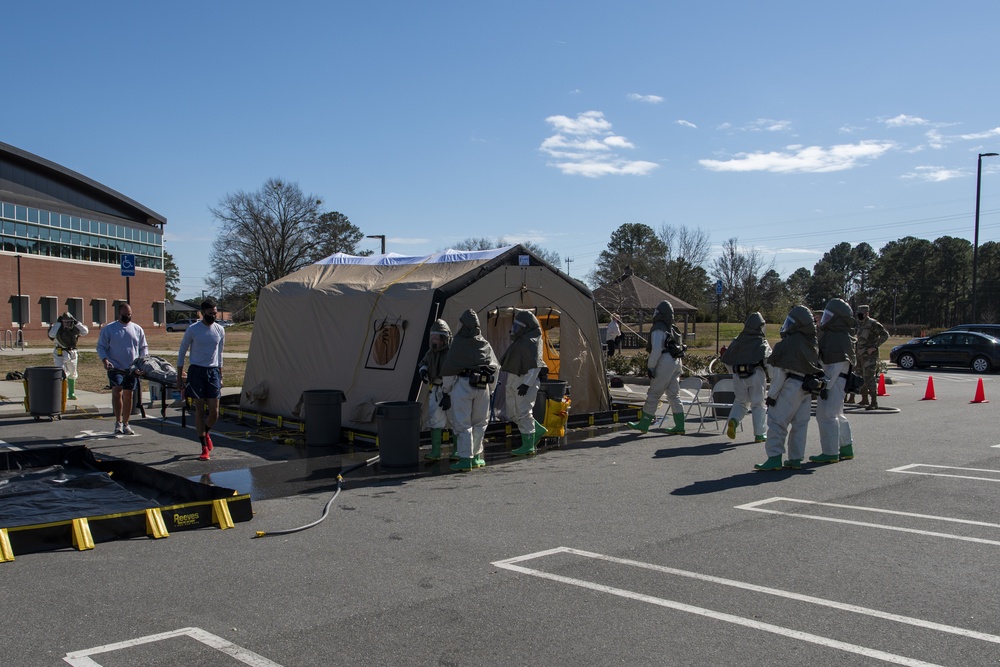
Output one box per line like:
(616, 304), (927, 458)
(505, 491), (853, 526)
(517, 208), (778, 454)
(703, 377), (740, 432)
(660, 376), (709, 429)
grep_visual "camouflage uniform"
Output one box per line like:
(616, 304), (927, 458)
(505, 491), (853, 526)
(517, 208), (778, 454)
(855, 305), (889, 409)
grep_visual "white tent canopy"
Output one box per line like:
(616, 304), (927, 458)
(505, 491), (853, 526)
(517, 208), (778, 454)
(240, 245), (610, 430)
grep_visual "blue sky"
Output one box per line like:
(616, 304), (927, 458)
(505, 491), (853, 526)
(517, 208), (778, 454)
(4, 2), (1000, 299)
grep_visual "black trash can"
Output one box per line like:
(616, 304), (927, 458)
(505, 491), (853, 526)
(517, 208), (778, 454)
(303, 390), (345, 446)
(375, 401), (421, 467)
(532, 380), (569, 422)
(26, 366), (64, 418)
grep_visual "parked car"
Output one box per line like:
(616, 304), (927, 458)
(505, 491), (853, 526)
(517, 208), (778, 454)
(219, 319), (234, 328)
(890, 331), (1000, 373)
(165, 318), (199, 332)
(946, 323), (1000, 338)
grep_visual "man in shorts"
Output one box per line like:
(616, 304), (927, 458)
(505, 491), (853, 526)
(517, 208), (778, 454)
(177, 298), (226, 460)
(97, 303), (148, 435)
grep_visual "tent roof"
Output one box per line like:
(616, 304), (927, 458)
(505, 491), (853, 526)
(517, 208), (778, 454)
(592, 272), (698, 313)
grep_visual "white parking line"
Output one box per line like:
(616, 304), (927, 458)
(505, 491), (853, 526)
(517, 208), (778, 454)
(736, 497), (1000, 547)
(64, 627), (283, 667)
(494, 547), (1000, 665)
(888, 464), (1000, 483)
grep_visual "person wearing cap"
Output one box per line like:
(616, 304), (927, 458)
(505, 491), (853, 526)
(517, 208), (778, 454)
(48, 312), (89, 400)
(855, 304), (889, 410)
(418, 318), (454, 462)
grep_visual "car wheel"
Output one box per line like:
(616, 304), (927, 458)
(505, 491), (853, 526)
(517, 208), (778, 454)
(971, 356), (991, 373)
(166, 327), (174, 332)
(897, 353), (916, 370)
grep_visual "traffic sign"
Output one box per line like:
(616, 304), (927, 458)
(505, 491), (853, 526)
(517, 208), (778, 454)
(120, 254), (136, 277)
(715, 279), (723, 295)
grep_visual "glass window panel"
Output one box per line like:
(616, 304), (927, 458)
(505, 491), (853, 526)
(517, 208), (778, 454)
(16, 238), (28, 252)
(70, 217), (80, 230)
(38, 210), (49, 225)
(2, 237), (13, 252)
(79, 219), (89, 233)
(38, 227), (49, 240)
(99, 222), (107, 236)
(27, 225), (38, 239)
(61, 214), (71, 228)
(16, 222), (27, 237)
(3, 220), (12, 234)
(15, 205), (27, 221)
(28, 240), (39, 254)
(71, 232), (81, 245)
(27, 208), (38, 223)
(2, 203), (13, 219)
(62, 230), (71, 243)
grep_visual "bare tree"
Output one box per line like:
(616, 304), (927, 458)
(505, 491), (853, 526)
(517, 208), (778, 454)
(209, 178), (323, 295)
(711, 237), (775, 319)
(452, 236), (560, 266)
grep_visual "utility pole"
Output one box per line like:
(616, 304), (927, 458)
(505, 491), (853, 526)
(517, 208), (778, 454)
(564, 257), (573, 275)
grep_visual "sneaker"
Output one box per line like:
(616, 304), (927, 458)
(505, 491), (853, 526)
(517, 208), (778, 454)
(205, 433), (214, 451)
(114, 422), (124, 435)
(122, 423), (135, 436)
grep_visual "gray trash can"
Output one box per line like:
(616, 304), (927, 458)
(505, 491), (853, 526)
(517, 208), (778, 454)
(26, 366), (64, 418)
(532, 380), (569, 422)
(303, 390), (346, 446)
(375, 401), (421, 467)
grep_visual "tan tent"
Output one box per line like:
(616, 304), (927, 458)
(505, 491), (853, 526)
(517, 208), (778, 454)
(240, 245), (610, 430)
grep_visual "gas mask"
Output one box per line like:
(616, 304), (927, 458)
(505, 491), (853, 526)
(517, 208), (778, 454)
(510, 321), (525, 339)
(429, 333), (446, 351)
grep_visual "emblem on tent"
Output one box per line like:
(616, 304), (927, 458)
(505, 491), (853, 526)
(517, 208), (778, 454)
(367, 317), (407, 370)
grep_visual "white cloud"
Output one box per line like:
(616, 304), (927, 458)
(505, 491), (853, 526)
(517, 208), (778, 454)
(901, 166), (968, 182)
(541, 110), (659, 178)
(745, 119), (792, 132)
(884, 114), (928, 127)
(388, 237), (430, 245)
(959, 127), (1000, 141)
(699, 140), (895, 173)
(627, 93), (664, 104)
(676, 120), (697, 129)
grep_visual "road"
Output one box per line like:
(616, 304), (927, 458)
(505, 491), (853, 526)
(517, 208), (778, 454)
(3, 369), (1000, 666)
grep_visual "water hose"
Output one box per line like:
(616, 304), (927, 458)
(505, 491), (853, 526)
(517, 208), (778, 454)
(253, 454), (380, 538)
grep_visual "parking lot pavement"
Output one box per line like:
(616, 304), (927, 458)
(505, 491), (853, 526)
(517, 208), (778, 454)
(4, 373), (1000, 666)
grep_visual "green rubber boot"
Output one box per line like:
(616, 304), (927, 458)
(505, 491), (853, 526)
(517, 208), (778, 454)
(67, 378), (77, 400)
(474, 453), (486, 468)
(839, 444), (854, 460)
(725, 418), (738, 440)
(664, 412), (686, 435)
(450, 457), (475, 472)
(754, 455), (784, 471)
(512, 433), (536, 456)
(628, 411), (654, 434)
(809, 453), (839, 464)
(531, 419), (548, 447)
(754, 434), (767, 443)
(783, 459), (803, 470)
(425, 429), (443, 461)
(449, 434), (460, 461)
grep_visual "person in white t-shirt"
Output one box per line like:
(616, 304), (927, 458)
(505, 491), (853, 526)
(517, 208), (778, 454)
(177, 299), (226, 461)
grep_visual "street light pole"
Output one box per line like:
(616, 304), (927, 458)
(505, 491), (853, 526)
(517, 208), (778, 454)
(972, 152), (999, 324)
(367, 234), (386, 255)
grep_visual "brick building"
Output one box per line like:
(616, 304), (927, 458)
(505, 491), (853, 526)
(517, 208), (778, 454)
(1, 142), (166, 346)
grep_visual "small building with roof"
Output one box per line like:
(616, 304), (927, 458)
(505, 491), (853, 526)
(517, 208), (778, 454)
(592, 267), (699, 347)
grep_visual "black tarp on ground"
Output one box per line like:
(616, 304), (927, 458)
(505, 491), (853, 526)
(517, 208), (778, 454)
(0, 445), (252, 557)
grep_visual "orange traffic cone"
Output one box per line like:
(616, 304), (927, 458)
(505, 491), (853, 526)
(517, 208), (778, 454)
(971, 378), (989, 404)
(877, 373), (889, 396)
(921, 376), (936, 401)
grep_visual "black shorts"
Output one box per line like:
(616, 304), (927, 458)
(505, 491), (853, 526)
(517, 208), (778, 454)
(107, 369), (138, 391)
(186, 365), (221, 400)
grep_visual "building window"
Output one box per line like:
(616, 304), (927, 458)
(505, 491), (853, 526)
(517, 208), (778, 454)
(152, 301), (165, 326)
(40, 296), (58, 325)
(91, 299), (107, 327)
(10, 295), (29, 326)
(67, 298), (83, 322)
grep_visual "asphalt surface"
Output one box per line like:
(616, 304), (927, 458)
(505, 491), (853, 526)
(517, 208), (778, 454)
(3, 369), (1000, 666)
